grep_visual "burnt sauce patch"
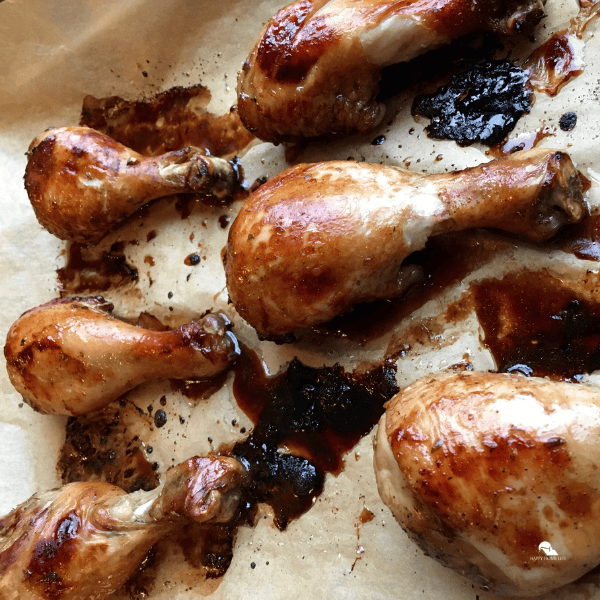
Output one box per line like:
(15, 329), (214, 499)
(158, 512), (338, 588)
(58, 402), (159, 493)
(412, 59), (531, 146)
(229, 352), (399, 530)
(144, 351), (399, 583)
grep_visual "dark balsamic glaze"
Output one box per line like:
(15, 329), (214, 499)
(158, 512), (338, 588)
(472, 269), (600, 380)
(412, 60), (531, 147)
(228, 349), (399, 529)
(559, 111), (577, 131)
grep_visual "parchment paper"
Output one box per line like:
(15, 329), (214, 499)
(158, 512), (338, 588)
(2, 1), (600, 598)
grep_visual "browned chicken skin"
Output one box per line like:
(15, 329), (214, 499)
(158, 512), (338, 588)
(4, 297), (239, 416)
(374, 371), (600, 596)
(0, 455), (246, 600)
(237, 0), (546, 143)
(225, 148), (585, 340)
(25, 127), (240, 244)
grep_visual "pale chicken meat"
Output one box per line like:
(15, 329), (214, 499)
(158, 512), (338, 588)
(373, 371), (600, 596)
(237, 0), (546, 143)
(25, 126), (240, 244)
(0, 455), (246, 600)
(225, 148), (585, 340)
(4, 297), (239, 416)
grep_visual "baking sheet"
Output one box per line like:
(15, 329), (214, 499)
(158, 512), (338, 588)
(2, 0), (600, 598)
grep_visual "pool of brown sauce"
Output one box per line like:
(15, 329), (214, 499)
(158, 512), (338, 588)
(472, 267), (600, 380)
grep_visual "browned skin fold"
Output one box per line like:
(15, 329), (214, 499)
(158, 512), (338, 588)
(237, 0), (546, 143)
(374, 371), (600, 597)
(24, 127), (239, 244)
(225, 149), (585, 340)
(0, 456), (246, 600)
(4, 297), (239, 416)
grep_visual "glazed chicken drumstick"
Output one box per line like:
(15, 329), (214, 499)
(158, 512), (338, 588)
(237, 0), (546, 143)
(225, 148), (585, 340)
(0, 455), (246, 600)
(4, 297), (239, 416)
(25, 126), (240, 244)
(374, 371), (600, 596)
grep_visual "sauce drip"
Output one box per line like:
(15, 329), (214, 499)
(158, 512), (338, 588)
(486, 126), (555, 158)
(554, 212), (600, 261)
(472, 269), (600, 380)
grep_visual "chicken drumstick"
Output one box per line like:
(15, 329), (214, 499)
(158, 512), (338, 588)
(225, 148), (585, 340)
(4, 297), (239, 416)
(238, 0), (546, 143)
(25, 127), (240, 244)
(0, 455), (246, 600)
(374, 371), (600, 596)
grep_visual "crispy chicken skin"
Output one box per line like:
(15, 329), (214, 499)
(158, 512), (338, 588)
(4, 297), (239, 416)
(374, 371), (600, 596)
(225, 148), (585, 340)
(237, 0), (546, 143)
(24, 127), (240, 244)
(0, 456), (246, 600)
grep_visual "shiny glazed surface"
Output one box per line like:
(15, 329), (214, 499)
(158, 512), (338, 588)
(226, 148), (585, 339)
(374, 371), (600, 596)
(25, 127), (239, 244)
(4, 297), (238, 416)
(237, 0), (546, 142)
(0, 456), (245, 600)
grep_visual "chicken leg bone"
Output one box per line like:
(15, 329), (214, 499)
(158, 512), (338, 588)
(25, 126), (241, 244)
(374, 371), (600, 596)
(4, 296), (239, 415)
(0, 455), (246, 600)
(225, 148), (586, 339)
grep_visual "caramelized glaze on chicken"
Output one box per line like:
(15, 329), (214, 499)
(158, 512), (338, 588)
(237, 0), (546, 142)
(225, 149), (585, 340)
(0, 455), (246, 600)
(4, 297), (239, 416)
(374, 371), (600, 596)
(25, 127), (240, 244)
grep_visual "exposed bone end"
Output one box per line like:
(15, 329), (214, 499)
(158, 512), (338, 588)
(155, 456), (248, 524)
(188, 155), (241, 198)
(159, 150), (240, 198)
(502, 0), (546, 35)
(533, 152), (587, 241)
